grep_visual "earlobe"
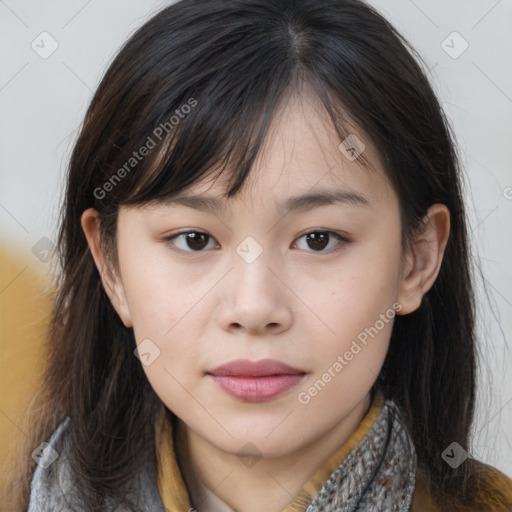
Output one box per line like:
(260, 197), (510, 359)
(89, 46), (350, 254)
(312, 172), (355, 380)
(396, 204), (450, 315)
(80, 208), (133, 328)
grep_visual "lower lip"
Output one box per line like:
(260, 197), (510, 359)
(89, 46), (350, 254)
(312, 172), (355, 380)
(210, 374), (305, 402)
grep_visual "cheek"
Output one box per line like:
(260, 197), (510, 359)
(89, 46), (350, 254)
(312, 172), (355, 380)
(296, 265), (398, 418)
(121, 262), (207, 416)
(125, 277), (203, 363)
(314, 238), (401, 331)
(119, 240), (197, 335)
(301, 232), (402, 377)
(117, 241), (216, 400)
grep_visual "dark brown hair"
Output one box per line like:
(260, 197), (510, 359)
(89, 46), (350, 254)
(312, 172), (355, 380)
(8, 0), (486, 509)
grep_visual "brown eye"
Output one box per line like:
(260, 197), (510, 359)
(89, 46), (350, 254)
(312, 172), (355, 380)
(183, 232), (210, 250)
(166, 231), (218, 252)
(306, 232), (329, 251)
(294, 231), (348, 253)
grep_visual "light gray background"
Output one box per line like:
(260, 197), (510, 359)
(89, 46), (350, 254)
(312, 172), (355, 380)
(1, 0), (511, 475)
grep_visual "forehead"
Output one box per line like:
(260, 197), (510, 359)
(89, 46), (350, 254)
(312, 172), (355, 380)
(175, 94), (394, 212)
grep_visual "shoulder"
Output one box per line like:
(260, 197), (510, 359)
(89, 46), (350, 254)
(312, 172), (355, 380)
(467, 461), (512, 510)
(27, 417), (79, 511)
(412, 460), (512, 512)
(27, 417), (166, 512)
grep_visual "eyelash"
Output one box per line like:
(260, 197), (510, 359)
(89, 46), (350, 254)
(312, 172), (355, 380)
(163, 229), (351, 255)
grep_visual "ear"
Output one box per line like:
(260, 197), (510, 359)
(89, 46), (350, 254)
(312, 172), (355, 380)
(396, 204), (450, 315)
(81, 208), (133, 327)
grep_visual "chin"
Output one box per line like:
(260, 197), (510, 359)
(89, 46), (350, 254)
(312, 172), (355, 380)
(194, 415), (309, 458)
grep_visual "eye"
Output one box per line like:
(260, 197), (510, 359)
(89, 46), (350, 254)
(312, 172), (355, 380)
(293, 230), (349, 253)
(165, 230), (219, 252)
(164, 229), (350, 254)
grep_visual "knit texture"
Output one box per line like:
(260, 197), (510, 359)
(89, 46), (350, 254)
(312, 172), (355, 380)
(305, 401), (416, 511)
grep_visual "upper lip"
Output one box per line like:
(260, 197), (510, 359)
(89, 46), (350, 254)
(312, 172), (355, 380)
(208, 358), (305, 377)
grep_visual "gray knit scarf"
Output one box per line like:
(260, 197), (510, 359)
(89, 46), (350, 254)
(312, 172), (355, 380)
(28, 398), (417, 511)
(306, 399), (417, 511)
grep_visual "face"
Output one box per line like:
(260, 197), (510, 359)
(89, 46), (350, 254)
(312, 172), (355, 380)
(103, 94), (408, 458)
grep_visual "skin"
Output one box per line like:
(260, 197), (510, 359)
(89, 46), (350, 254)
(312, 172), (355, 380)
(82, 92), (450, 512)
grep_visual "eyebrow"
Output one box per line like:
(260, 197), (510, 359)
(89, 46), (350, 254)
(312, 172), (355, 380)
(157, 189), (370, 214)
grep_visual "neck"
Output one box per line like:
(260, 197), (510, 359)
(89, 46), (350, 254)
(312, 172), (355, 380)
(175, 393), (371, 512)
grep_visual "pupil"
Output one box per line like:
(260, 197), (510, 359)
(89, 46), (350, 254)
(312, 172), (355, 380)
(187, 232), (208, 250)
(307, 232), (328, 251)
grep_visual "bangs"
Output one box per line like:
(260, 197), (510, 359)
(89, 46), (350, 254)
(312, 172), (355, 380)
(88, 1), (377, 213)
(123, 81), (371, 209)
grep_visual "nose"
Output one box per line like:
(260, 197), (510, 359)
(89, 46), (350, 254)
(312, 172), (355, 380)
(216, 244), (293, 336)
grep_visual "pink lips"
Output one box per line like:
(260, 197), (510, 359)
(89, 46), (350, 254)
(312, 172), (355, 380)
(207, 359), (306, 403)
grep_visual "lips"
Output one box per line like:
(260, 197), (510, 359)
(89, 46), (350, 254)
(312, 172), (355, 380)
(207, 359), (306, 402)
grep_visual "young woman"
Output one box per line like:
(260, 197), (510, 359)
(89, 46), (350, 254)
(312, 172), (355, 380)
(10, 0), (512, 510)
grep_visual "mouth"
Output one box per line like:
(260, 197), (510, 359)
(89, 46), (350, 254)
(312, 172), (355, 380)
(207, 359), (306, 403)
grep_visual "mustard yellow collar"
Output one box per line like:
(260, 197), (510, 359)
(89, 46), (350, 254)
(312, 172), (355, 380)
(155, 391), (385, 512)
